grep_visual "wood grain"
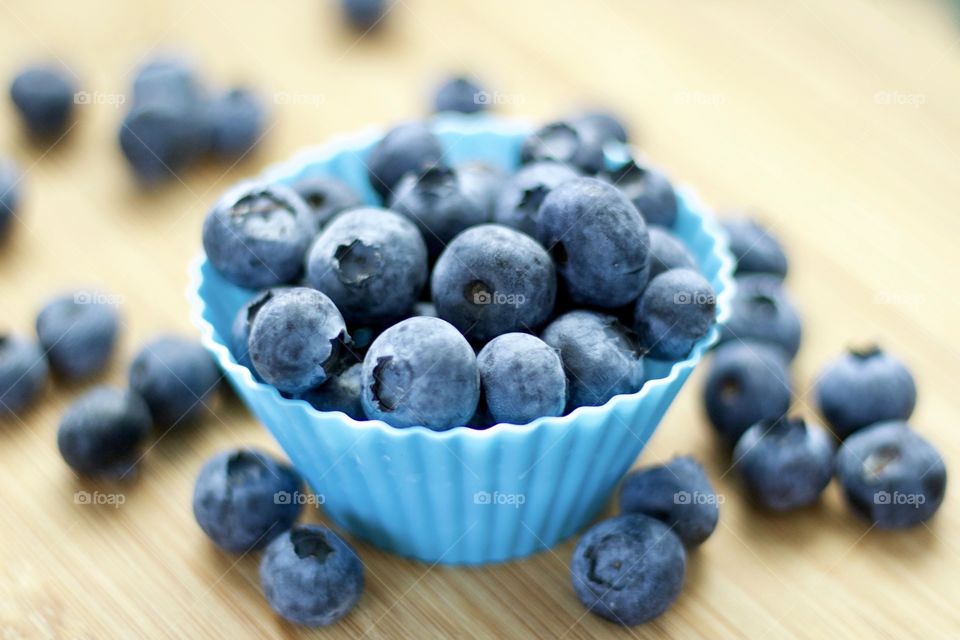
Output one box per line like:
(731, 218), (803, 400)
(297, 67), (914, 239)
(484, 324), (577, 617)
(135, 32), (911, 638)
(2, 0), (959, 637)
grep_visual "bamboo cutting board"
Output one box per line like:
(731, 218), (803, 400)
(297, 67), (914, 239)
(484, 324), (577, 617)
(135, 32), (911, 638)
(2, 0), (959, 637)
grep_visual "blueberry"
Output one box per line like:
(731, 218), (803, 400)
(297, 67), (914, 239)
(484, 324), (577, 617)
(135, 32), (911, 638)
(0, 333), (47, 415)
(118, 102), (205, 184)
(571, 110), (629, 145)
(389, 165), (487, 259)
(815, 346), (917, 439)
(619, 456), (719, 547)
(703, 341), (792, 445)
(571, 514), (686, 626)
(537, 177), (650, 308)
(129, 335), (220, 427)
(717, 274), (802, 360)
(247, 288), (348, 395)
(202, 180), (313, 289)
(306, 207), (428, 325)
(206, 88), (265, 159)
(0, 157), (21, 238)
(733, 416), (834, 511)
(431, 224), (556, 342)
(457, 161), (507, 219)
(131, 56), (204, 110)
(835, 421), (946, 528)
(57, 386), (152, 477)
(604, 159), (678, 228)
(634, 268), (716, 361)
(646, 227), (697, 279)
(299, 362), (364, 419)
(721, 217), (788, 279)
(541, 311), (644, 410)
(476, 333), (566, 424)
(35, 292), (120, 380)
(492, 160), (578, 237)
(520, 121), (604, 174)
(340, 0), (386, 31)
(366, 121), (443, 201)
(260, 524), (364, 627)
(361, 317), (479, 430)
(230, 288), (289, 371)
(192, 448), (304, 553)
(289, 175), (362, 232)
(433, 75), (486, 114)
(9, 64), (75, 139)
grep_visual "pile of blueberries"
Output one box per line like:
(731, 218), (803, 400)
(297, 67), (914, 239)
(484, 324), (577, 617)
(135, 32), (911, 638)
(2, 55), (265, 196)
(0, 291), (220, 477)
(119, 56), (266, 184)
(192, 446), (364, 627)
(194, 104), (725, 626)
(204, 116), (717, 431)
(702, 220), (946, 529)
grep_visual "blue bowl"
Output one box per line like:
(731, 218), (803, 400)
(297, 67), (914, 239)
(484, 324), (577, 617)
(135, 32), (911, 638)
(188, 115), (735, 565)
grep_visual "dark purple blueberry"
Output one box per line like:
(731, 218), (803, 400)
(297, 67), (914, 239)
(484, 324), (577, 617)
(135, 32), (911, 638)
(477, 333), (566, 425)
(605, 159), (678, 228)
(717, 274), (802, 360)
(537, 177), (650, 308)
(433, 75), (486, 114)
(634, 268), (716, 361)
(247, 288), (348, 395)
(721, 217), (788, 279)
(619, 456), (719, 547)
(360, 317), (479, 430)
(202, 180), (313, 289)
(836, 421), (946, 528)
(541, 311), (644, 410)
(734, 416), (834, 511)
(9, 64), (76, 140)
(815, 346), (917, 439)
(36, 291), (120, 380)
(192, 448), (304, 553)
(366, 121), (443, 201)
(571, 514), (686, 626)
(703, 341), (792, 445)
(306, 207), (427, 325)
(431, 224), (556, 342)
(57, 386), (152, 477)
(129, 335), (220, 427)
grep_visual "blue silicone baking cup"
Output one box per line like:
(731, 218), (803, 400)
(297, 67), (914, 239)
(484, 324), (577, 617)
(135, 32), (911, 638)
(188, 114), (735, 565)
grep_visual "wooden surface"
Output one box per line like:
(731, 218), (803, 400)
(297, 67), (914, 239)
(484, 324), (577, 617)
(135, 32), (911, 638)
(2, 0), (959, 637)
